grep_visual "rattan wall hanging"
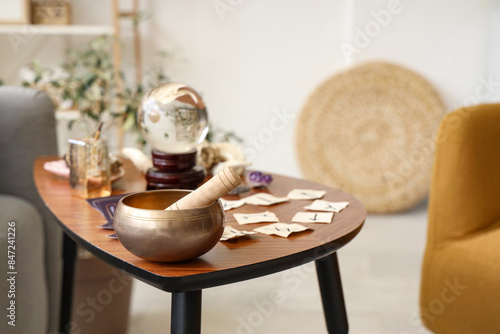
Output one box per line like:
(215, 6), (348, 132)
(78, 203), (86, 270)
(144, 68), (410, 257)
(295, 61), (445, 213)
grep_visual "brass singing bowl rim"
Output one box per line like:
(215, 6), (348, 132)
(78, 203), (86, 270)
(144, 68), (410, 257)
(117, 189), (223, 219)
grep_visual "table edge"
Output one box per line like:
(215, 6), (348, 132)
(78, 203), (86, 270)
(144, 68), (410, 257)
(56, 215), (364, 292)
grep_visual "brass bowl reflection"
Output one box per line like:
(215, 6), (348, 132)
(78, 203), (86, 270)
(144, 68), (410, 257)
(114, 189), (225, 262)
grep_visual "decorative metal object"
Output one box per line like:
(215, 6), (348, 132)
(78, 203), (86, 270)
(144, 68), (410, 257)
(114, 189), (225, 262)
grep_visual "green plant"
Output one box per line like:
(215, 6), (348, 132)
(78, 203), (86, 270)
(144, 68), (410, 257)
(62, 36), (116, 122)
(21, 35), (169, 144)
(205, 122), (243, 143)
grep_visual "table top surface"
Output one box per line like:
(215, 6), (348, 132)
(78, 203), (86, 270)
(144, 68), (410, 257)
(34, 156), (366, 292)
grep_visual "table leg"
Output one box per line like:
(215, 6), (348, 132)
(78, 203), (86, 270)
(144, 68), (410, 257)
(315, 252), (349, 334)
(171, 290), (202, 334)
(59, 233), (78, 334)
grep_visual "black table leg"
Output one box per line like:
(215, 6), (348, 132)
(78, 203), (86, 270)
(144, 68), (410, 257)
(171, 290), (202, 334)
(315, 252), (349, 334)
(59, 233), (78, 334)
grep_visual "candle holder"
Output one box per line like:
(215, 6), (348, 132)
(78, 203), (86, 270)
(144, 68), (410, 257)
(138, 83), (208, 190)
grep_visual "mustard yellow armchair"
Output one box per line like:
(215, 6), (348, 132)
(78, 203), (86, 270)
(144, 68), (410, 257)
(420, 104), (500, 333)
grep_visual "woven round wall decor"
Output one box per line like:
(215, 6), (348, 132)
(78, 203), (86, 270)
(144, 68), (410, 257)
(295, 62), (445, 213)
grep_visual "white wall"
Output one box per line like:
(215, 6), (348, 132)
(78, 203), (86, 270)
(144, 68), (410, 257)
(1, 0), (498, 177)
(348, 0), (495, 109)
(137, 0), (350, 177)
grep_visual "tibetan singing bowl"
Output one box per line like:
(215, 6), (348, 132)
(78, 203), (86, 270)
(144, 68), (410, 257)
(114, 189), (225, 262)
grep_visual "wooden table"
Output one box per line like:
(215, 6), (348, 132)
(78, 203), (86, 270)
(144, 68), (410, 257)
(34, 156), (366, 334)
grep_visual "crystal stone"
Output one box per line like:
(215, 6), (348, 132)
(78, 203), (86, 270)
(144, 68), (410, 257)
(138, 83), (208, 153)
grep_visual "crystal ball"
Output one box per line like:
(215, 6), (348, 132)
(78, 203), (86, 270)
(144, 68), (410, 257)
(138, 83), (208, 154)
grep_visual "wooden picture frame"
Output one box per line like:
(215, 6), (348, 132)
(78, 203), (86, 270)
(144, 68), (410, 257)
(0, 0), (30, 24)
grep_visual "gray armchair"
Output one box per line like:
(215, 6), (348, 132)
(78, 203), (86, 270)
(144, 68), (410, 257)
(0, 87), (62, 333)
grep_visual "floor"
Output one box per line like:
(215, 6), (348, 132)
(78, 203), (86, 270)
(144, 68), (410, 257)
(126, 201), (433, 334)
